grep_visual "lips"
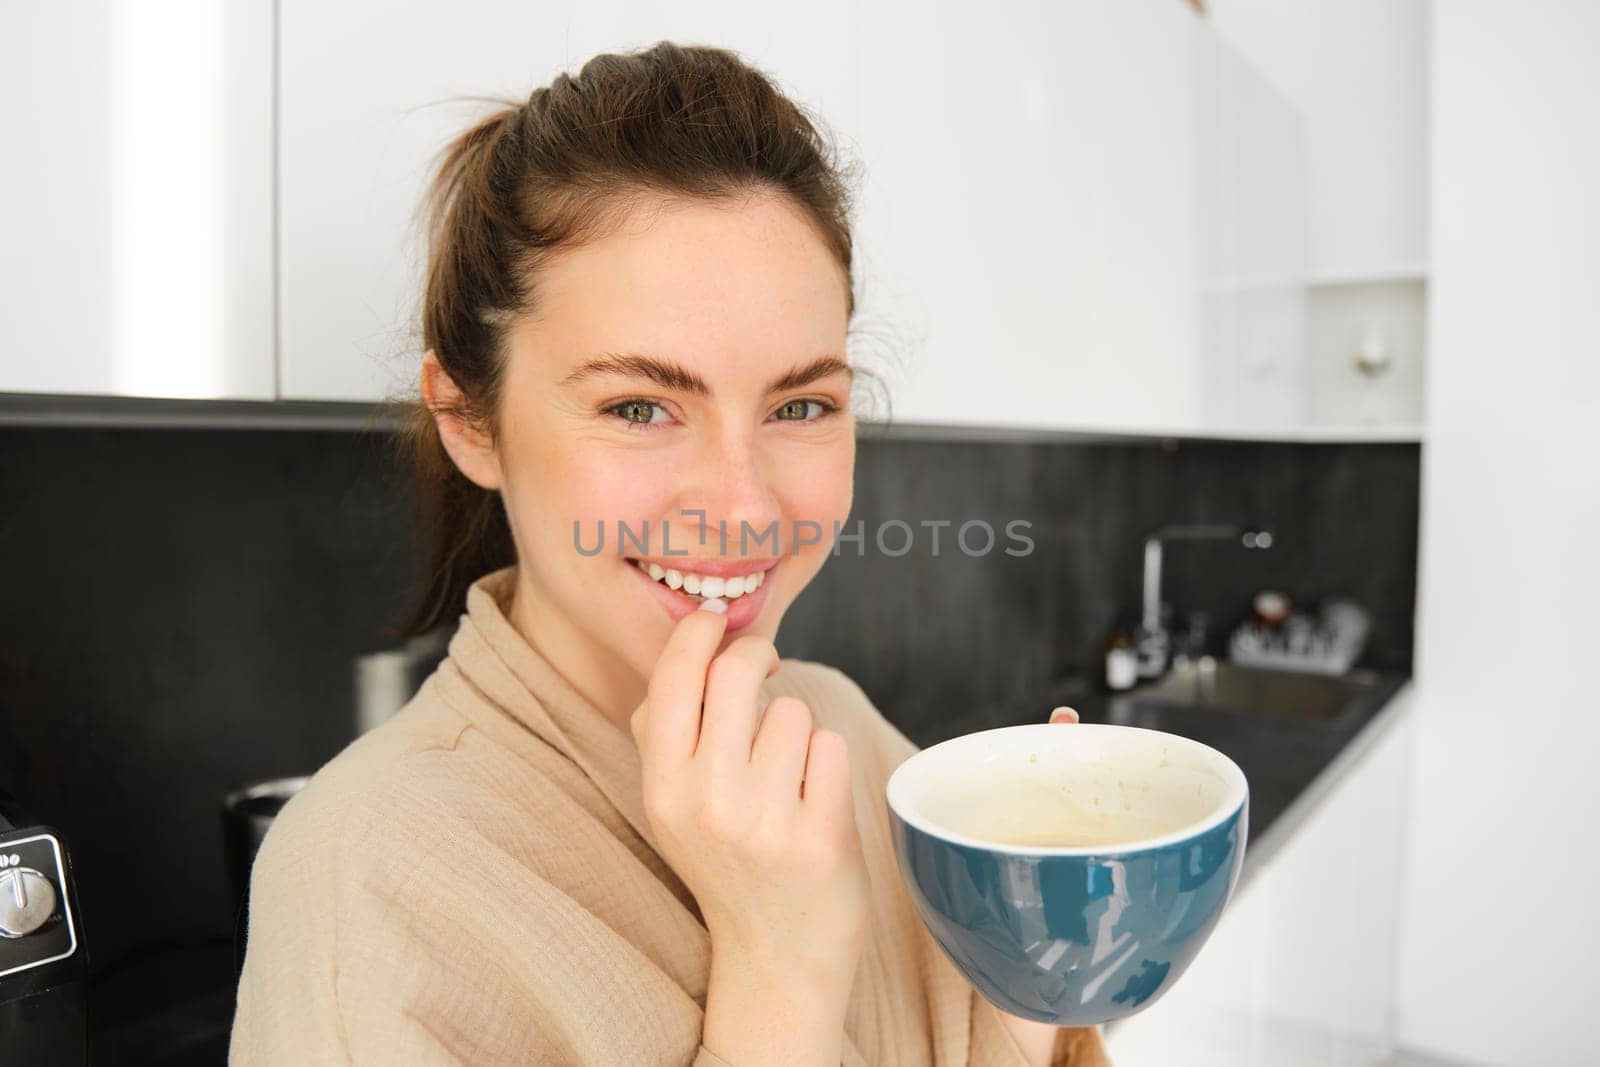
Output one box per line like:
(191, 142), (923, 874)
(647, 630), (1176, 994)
(625, 556), (778, 629)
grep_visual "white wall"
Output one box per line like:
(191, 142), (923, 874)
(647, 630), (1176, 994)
(1396, 3), (1600, 1065)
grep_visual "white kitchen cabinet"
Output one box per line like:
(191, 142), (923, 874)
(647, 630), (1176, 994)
(1106, 697), (1415, 1067)
(1194, 29), (1311, 433)
(276, 1), (1332, 439)
(276, 1), (865, 402)
(1206, 0), (1430, 435)
(276, 0), (1221, 432)
(0, 1), (275, 400)
(849, 0), (1205, 432)
(4, 3), (1347, 436)
(1207, 0), (1429, 282)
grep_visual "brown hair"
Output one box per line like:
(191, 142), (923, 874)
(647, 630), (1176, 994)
(392, 41), (863, 639)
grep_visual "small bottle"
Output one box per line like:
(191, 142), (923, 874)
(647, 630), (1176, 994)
(1104, 629), (1139, 691)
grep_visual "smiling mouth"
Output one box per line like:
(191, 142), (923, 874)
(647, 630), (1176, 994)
(626, 558), (773, 603)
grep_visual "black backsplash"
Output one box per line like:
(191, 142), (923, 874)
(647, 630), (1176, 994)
(0, 424), (1418, 990)
(781, 434), (1421, 744)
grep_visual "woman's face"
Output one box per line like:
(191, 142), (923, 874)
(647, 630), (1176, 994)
(432, 190), (855, 717)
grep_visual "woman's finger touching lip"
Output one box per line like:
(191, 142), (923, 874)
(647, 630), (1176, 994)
(638, 600), (730, 767)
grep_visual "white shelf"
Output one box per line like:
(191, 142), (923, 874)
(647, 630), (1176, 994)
(1195, 422), (1425, 443)
(1307, 263), (1430, 287)
(1202, 264), (1431, 293)
(1201, 274), (1305, 292)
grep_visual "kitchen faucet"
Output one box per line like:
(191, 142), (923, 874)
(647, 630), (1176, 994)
(1138, 523), (1274, 679)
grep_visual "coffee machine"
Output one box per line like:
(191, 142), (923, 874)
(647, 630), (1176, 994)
(0, 787), (88, 1064)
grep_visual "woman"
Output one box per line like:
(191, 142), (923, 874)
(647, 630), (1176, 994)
(229, 41), (1110, 1066)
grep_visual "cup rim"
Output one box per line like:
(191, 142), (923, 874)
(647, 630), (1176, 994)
(885, 722), (1249, 857)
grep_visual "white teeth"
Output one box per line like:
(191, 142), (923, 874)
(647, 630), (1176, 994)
(633, 560), (769, 599)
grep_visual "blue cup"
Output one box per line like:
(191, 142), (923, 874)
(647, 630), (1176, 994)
(886, 723), (1248, 1025)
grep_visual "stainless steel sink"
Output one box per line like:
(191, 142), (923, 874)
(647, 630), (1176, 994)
(1119, 657), (1381, 722)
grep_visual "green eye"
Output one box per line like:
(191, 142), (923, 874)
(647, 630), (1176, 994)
(610, 399), (660, 425)
(775, 399), (826, 421)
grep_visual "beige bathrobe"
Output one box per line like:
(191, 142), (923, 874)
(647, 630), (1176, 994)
(229, 565), (1110, 1066)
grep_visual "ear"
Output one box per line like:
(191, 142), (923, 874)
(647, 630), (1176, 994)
(421, 350), (503, 491)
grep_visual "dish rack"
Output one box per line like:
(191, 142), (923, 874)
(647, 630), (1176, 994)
(1228, 598), (1371, 676)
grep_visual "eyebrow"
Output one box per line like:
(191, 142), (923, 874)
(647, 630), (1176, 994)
(559, 352), (853, 395)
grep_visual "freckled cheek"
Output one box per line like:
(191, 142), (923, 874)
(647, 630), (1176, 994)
(552, 448), (684, 529)
(775, 443), (856, 531)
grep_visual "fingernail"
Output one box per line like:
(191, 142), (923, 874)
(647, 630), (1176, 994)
(697, 597), (728, 615)
(1049, 705), (1079, 724)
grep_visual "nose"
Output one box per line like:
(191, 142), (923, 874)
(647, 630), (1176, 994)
(673, 427), (785, 555)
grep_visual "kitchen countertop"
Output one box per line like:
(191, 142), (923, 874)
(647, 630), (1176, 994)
(1039, 666), (1413, 886)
